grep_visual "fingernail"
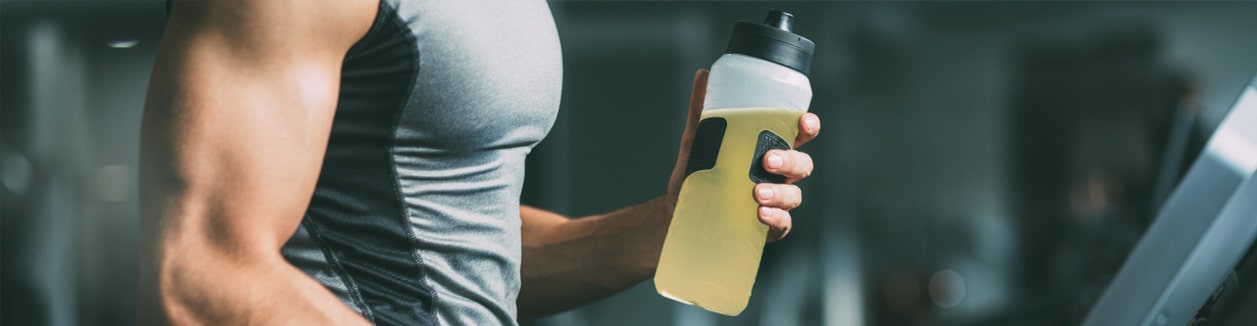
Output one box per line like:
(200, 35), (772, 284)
(805, 116), (819, 132)
(766, 154), (783, 169)
(757, 186), (775, 201)
(759, 206), (774, 218)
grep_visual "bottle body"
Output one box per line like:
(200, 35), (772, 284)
(655, 53), (812, 316)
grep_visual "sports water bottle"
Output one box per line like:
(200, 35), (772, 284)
(655, 10), (815, 316)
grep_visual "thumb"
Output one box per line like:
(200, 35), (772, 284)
(667, 69), (710, 199)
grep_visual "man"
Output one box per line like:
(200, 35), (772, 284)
(138, 0), (819, 325)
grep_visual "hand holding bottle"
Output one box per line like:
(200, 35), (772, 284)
(664, 69), (820, 243)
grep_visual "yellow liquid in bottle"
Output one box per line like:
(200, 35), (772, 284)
(655, 107), (802, 316)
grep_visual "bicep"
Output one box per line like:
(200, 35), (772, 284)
(141, 1), (369, 257)
(142, 59), (338, 255)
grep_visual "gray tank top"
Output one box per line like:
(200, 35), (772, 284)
(279, 1), (561, 325)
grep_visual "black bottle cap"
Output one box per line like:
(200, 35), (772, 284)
(725, 10), (815, 76)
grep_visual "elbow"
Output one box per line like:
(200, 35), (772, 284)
(144, 246), (217, 325)
(144, 231), (261, 326)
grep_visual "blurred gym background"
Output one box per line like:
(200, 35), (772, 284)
(3, 1), (1256, 325)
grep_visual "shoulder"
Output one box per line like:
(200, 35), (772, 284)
(165, 0), (379, 58)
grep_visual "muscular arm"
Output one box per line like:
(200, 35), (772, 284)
(517, 70), (821, 318)
(138, 1), (375, 324)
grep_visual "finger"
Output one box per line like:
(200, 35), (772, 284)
(758, 206), (792, 242)
(794, 113), (820, 148)
(763, 149), (813, 183)
(754, 183), (803, 211)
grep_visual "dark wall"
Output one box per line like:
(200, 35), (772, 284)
(3, 1), (1257, 326)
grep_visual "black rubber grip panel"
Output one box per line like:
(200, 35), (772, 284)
(684, 118), (727, 177)
(749, 130), (790, 184)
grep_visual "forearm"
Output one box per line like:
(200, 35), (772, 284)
(139, 193), (369, 325)
(149, 248), (368, 325)
(517, 196), (673, 318)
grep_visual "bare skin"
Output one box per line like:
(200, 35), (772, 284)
(139, 1), (819, 324)
(138, 1), (376, 324)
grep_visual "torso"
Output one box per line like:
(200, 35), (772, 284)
(280, 1), (561, 324)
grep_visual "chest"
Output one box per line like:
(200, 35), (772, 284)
(391, 0), (563, 152)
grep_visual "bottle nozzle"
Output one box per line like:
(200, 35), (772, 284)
(762, 10), (794, 32)
(725, 9), (813, 75)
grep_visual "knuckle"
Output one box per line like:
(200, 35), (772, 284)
(767, 186), (790, 207)
(794, 152), (814, 177)
(791, 186), (804, 207)
(768, 186), (800, 209)
(764, 210), (784, 227)
(798, 151), (813, 163)
(782, 150), (797, 162)
(788, 160), (810, 177)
